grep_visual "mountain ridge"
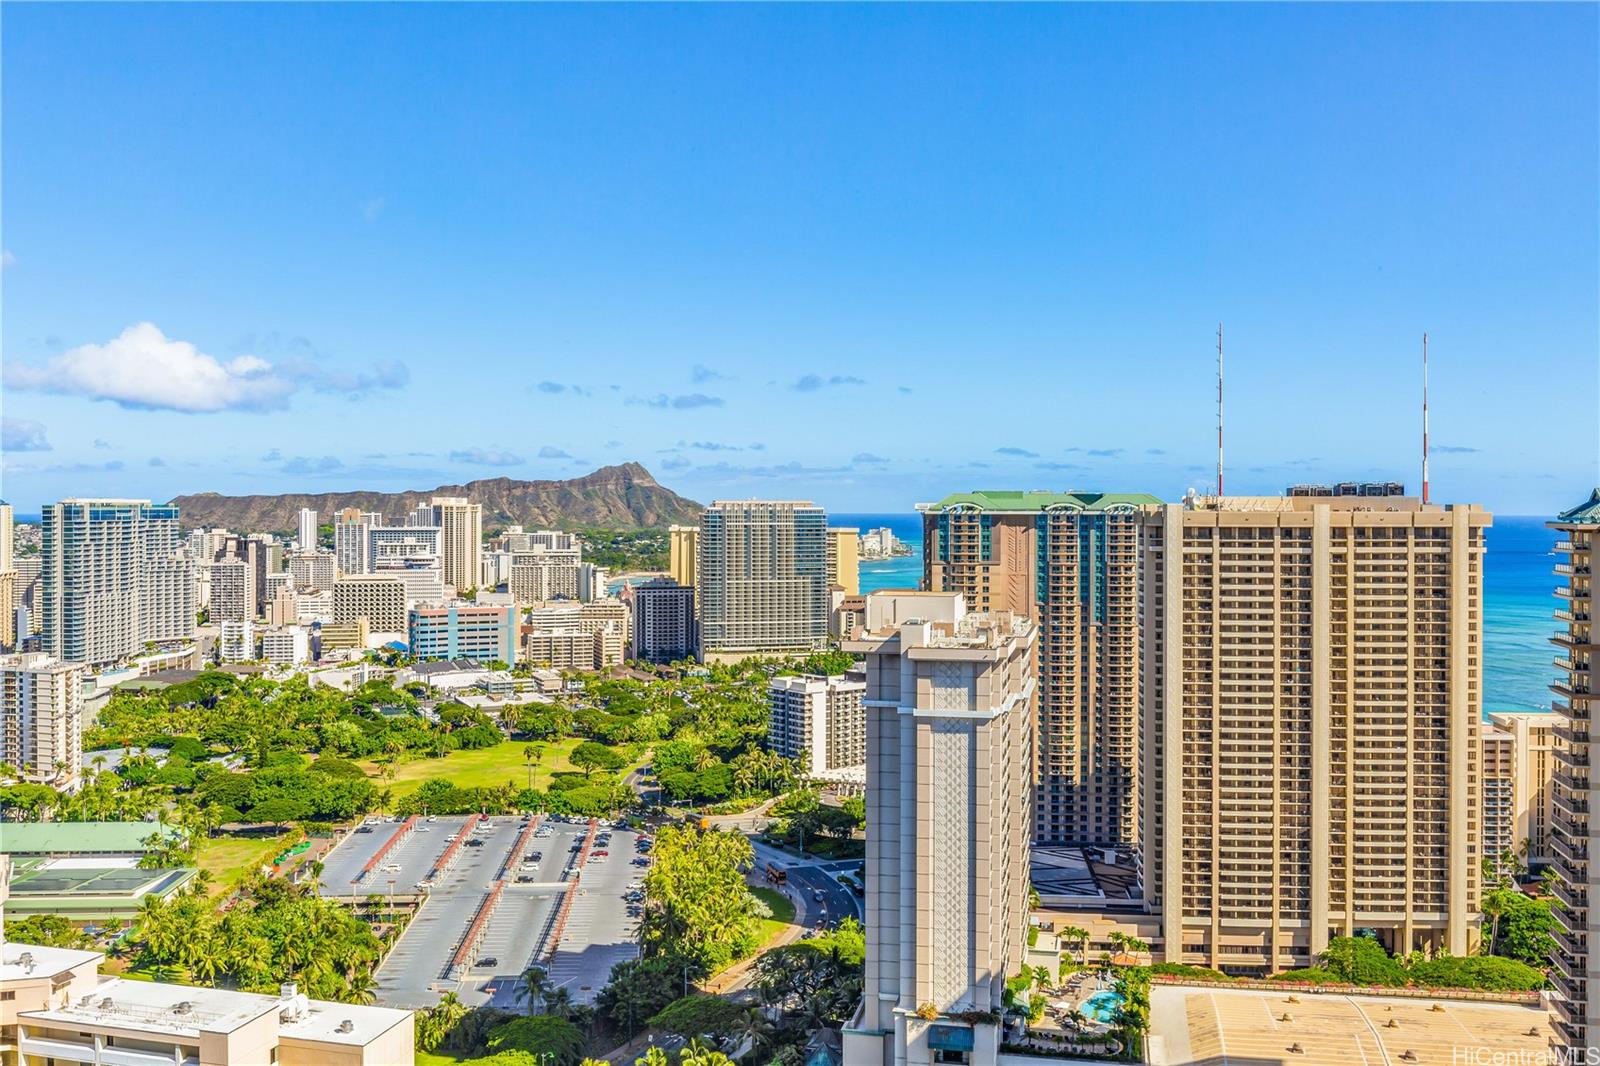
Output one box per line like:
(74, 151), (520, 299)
(167, 462), (702, 531)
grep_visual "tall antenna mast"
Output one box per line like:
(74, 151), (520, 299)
(1216, 323), (1225, 496)
(1422, 331), (1430, 505)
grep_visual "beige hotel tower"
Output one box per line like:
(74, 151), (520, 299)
(1140, 489), (1490, 972)
(845, 591), (1034, 1066)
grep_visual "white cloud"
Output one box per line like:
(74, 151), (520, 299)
(1, 250), (15, 270)
(5, 322), (295, 412)
(2, 417), (52, 452)
(450, 447), (524, 467)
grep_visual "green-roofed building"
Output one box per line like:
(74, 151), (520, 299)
(0, 820), (183, 857)
(919, 489), (1163, 847)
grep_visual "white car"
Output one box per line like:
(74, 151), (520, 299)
(416, 827), (431, 832)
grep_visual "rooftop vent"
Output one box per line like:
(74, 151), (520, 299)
(337, 1020), (355, 1034)
(17, 951), (35, 973)
(173, 1001), (193, 1015)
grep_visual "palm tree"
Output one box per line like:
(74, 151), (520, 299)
(733, 1006), (776, 1056)
(542, 985), (576, 1021)
(517, 964), (554, 1014)
(1059, 925), (1090, 968)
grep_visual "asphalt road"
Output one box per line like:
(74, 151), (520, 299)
(752, 840), (861, 927)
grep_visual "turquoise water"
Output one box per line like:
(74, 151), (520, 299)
(1079, 989), (1123, 1023)
(836, 511), (1562, 718)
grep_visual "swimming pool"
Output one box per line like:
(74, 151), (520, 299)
(1078, 989), (1124, 1024)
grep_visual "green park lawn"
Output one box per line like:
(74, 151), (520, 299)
(194, 830), (298, 895)
(415, 1052), (467, 1066)
(751, 885), (798, 948)
(357, 738), (599, 802)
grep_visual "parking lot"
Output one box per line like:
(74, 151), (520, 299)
(314, 814), (646, 1010)
(318, 815), (470, 897)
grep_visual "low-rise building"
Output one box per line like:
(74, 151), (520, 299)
(523, 628), (602, 670)
(219, 620), (254, 664)
(260, 627), (310, 666)
(318, 618), (370, 653)
(408, 603), (516, 666)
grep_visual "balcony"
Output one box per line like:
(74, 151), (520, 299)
(1553, 876), (1588, 915)
(1557, 586), (1593, 601)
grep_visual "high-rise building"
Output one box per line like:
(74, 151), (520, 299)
(632, 578), (696, 664)
(40, 500), (189, 666)
(144, 555), (196, 642)
(429, 497), (482, 593)
(288, 551), (337, 592)
(335, 509), (381, 576)
(697, 500), (827, 662)
(1483, 710), (1558, 867)
(767, 673), (866, 780)
(260, 626), (311, 665)
(508, 548), (582, 604)
(210, 558), (254, 623)
(0, 652), (87, 788)
(921, 491), (1159, 846)
(844, 591), (1034, 1066)
(296, 507), (319, 553)
(1547, 488), (1599, 1050)
(1480, 724), (1518, 870)
(408, 603), (517, 665)
(0, 502), (14, 651)
(826, 526), (860, 596)
(333, 575), (407, 633)
(1140, 491), (1490, 971)
(669, 525), (698, 588)
(367, 525), (444, 604)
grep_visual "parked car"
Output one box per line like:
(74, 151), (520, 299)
(593, 850), (609, 859)
(355, 826), (374, 834)
(516, 874), (536, 883)
(465, 838), (484, 847)
(477, 957), (498, 968)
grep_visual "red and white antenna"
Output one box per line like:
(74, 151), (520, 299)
(1216, 323), (1225, 496)
(1421, 332), (1430, 504)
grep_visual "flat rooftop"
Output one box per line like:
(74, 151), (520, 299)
(1031, 846), (1139, 903)
(21, 976), (408, 1045)
(1148, 984), (1556, 1066)
(0, 821), (181, 855)
(0, 941), (101, 982)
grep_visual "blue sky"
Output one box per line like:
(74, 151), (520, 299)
(3, 3), (1596, 517)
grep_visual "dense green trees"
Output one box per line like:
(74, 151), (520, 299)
(1481, 887), (1558, 967)
(752, 917), (864, 1028)
(133, 876), (382, 1002)
(641, 826), (759, 971)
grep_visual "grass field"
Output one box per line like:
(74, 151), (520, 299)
(751, 885), (797, 947)
(194, 830), (297, 895)
(358, 738), (593, 801)
(415, 1051), (467, 1066)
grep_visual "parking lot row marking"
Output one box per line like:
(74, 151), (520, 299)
(354, 815), (418, 885)
(425, 812), (484, 884)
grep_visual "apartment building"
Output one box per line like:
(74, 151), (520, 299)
(497, 527), (577, 553)
(40, 499), (191, 666)
(259, 627), (311, 665)
(213, 535), (275, 620)
(210, 558), (253, 623)
(428, 497), (482, 593)
(767, 673), (866, 780)
(1140, 491), (1491, 972)
(0, 502), (14, 651)
(632, 578), (696, 664)
(1547, 487), (1599, 1050)
(144, 554), (196, 643)
(669, 525), (698, 588)
(408, 603), (516, 665)
(334, 509), (380, 575)
(288, 551), (337, 592)
(827, 526), (860, 596)
(219, 620), (254, 664)
(523, 628), (604, 670)
(1481, 710), (1559, 868)
(0, 653), (87, 788)
(296, 507), (319, 552)
(333, 575), (407, 633)
(844, 592), (1034, 1066)
(921, 491), (1159, 847)
(698, 500), (828, 662)
(0, 925), (414, 1066)
(509, 549), (581, 604)
(1481, 725), (1517, 868)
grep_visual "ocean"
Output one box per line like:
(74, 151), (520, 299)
(835, 511), (1562, 718)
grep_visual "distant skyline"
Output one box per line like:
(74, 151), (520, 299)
(3, 4), (1596, 515)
